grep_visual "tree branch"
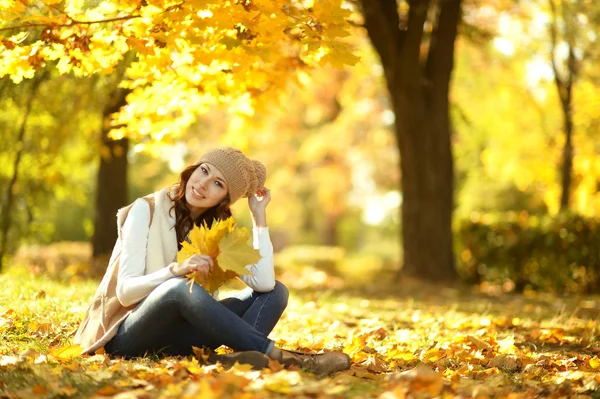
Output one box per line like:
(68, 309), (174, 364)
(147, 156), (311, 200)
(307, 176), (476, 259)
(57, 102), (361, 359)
(548, 0), (566, 104)
(425, 0), (462, 98)
(361, 0), (405, 86)
(403, 0), (430, 69)
(0, 15), (140, 32)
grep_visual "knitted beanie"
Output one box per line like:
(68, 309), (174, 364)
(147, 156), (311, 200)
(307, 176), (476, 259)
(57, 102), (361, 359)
(197, 147), (267, 205)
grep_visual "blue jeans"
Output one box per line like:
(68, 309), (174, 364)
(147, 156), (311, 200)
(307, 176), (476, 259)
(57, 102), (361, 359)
(105, 278), (289, 358)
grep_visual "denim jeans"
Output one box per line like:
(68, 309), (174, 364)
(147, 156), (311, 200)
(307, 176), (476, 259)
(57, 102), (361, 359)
(105, 277), (289, 358)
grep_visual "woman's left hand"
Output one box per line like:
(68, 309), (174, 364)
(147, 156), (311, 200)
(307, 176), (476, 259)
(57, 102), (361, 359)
(249, 187), (270, 228)
(248, 187), (271, 214)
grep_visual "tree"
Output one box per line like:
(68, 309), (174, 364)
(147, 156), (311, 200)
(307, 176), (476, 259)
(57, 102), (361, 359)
(0, 73), (46, 271)
(547, 0), (599, 211)
(1, 0), (357, 141)
(359, 0), (461, 281)
(91, 82), (130, 264)
(0, 70), (102, 271)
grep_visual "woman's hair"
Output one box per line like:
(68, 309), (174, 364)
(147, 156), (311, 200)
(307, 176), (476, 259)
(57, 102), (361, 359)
(168, 164), (232, 247)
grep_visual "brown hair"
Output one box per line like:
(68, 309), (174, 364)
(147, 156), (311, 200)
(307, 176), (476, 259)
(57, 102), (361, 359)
(168, 164), (232, 248)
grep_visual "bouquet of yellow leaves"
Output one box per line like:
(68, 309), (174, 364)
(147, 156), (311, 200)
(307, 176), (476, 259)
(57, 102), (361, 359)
(176, 217), (261, 294)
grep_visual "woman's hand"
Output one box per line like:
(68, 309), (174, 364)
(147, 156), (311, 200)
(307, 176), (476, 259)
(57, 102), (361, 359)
(170, 254), (214, 278)
(248, 187), (270, 228)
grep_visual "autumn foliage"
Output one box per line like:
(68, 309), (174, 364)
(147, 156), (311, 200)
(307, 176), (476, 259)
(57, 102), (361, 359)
(1, 0), (600, 396)
(0, 0), (358, 140)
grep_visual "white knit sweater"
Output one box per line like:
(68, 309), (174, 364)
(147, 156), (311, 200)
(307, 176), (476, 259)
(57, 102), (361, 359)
(115, 187), (275, 307)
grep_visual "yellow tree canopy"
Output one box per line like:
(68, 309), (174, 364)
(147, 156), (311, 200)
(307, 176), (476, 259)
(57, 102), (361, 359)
(0, 0), (358, 139)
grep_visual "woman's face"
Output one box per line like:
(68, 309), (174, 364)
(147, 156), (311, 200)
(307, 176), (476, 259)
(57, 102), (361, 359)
(185, 163), (229, 216)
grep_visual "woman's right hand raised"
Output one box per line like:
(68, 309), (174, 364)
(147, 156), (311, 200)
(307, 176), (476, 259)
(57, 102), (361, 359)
(170, 254), (214, 278)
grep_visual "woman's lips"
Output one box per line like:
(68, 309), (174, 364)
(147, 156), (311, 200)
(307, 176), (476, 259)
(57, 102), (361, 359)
(192, 187), (205, 199)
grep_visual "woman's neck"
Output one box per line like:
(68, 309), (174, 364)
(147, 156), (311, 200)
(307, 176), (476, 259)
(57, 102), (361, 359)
(188, 205), (207, 220)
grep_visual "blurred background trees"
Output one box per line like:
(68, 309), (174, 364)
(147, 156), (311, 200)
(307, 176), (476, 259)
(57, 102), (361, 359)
(1, 0), (599, 293)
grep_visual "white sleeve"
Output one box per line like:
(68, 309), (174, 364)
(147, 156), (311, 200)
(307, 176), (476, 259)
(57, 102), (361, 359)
(238, 227), (275, 292)
(116, 199), (175, 307)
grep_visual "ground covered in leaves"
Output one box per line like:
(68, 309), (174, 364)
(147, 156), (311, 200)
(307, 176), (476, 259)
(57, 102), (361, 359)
(1, 265), (600, 398)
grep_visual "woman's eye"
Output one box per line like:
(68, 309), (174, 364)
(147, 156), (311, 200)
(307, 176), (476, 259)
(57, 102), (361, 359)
(201, 167), (207, 174)
(215, 181), (222, 187)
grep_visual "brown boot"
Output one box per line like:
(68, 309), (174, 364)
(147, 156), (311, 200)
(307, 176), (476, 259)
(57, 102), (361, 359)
(277, 350), (351, 374)
(208, 351), (270, 370)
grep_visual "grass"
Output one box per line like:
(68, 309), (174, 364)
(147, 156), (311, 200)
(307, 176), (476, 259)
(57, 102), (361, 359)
(1, 263), (600, 398)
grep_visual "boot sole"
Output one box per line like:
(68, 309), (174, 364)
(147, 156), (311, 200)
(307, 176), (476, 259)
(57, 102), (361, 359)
(208, 351), (270, 370)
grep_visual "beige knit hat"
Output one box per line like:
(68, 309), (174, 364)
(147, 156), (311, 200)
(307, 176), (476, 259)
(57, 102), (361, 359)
(197, 147), (267, 205)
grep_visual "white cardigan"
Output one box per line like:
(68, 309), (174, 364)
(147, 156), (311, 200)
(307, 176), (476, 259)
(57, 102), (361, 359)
(114, 187), (275, 307)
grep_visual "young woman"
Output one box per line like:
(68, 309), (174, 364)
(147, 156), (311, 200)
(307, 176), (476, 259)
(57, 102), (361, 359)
(74, 147), (350, 374)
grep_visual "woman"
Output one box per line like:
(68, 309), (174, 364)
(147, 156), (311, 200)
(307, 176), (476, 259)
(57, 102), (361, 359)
(74, 147), (350, 374)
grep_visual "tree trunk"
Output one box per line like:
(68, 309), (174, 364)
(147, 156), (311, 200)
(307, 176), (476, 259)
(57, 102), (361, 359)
(362, 0), (460, 281)
(559, 97), (573, 211)
(549, 0), (577, 211)
(91, 87), (129, 269)
(323, 212), (338, 246)
(0, 75), (45, 272)
(394, 101), (456, 280)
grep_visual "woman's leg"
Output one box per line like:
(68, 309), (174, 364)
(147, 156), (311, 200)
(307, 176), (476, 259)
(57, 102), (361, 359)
(220, 280), (289, 336)
(105, 277), (274, 358)
(151, 280), (289, 356)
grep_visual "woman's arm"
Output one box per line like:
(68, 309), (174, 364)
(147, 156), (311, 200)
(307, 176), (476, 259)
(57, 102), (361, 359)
(238, 226), (275, 291)
(238, 187), (275, 291)
(116, 199), (175, 307)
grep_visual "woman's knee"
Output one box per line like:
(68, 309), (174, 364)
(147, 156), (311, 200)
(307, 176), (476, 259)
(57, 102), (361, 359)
(155, 277), (211, 303)
(155, 277), (186, 295)
(272, 280), (289, 310)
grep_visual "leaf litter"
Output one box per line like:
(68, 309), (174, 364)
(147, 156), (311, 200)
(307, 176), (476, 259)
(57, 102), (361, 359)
(1, 267), (599, 398)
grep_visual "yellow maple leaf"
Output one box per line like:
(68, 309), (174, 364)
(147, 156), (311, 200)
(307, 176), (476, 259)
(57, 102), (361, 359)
(191, 265), (239, 295)
(217, 227), (260, 276)
(176, 217), (258, 294)
(49, 345), (82, 361)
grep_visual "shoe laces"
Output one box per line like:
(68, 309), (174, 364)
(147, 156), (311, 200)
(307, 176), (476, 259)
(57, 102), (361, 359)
(286, 350), (320, 366)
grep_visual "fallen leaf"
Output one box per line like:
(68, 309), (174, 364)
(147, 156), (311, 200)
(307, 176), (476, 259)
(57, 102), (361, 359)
(32, 385), (48, 396)
(48, 382), (78, 396)
(18, 347), (40, 362)
(95, 385), (120, 395)
(84, 354), (110, 365)
(346, 367), (381, 380)
(261, 370), (302, 393)
(488, 354), (520, 372)
(268, 358), (286, 372)
(0, 355), (18, 366)
(50, 345), (82, 361)
(34, 290), (47, 299)
(113, 389), (152, 399)
(361, 355), (387, 373)
(1, 308), (15, 317)
(192, 346), (210, 364)
(496, 335), (517, 354)
(389, 364), (445, 396)
(466, 335), (492, 351)
(380, 383), (409, 399)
